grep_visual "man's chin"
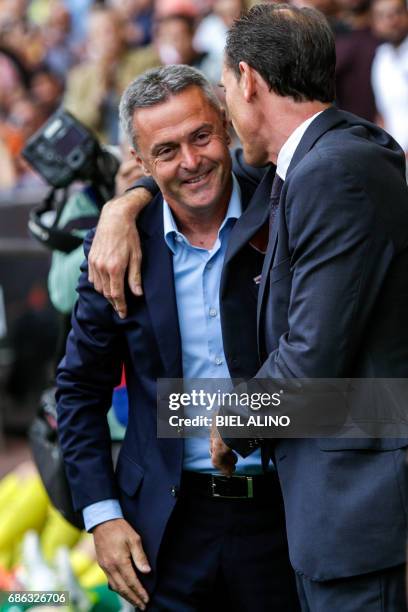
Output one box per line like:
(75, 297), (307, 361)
(243, 146), (269, 168)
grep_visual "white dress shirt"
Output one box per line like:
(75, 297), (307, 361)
(276, 111), (324, 180)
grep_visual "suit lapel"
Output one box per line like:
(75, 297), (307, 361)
(224, 167), (274, 266)
(139, 197), (182, 378)
(257, 107), (347, 337)
(256, 208), (279, 332)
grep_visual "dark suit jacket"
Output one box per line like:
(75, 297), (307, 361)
(226, 107), (408, 581)
(56, 174), (264, 592)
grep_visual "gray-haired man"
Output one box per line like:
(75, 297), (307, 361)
(57, 65), (300, 611)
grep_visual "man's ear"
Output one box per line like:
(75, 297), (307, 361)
(130, 147), (151, 176)
(239, 61), (257, 103)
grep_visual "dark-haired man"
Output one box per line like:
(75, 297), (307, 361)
(87, 4), (408, 611)
(213, 4), (408, 610)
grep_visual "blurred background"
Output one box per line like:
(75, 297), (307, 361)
(0, 0), (406, 608)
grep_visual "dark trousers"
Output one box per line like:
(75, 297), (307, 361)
(147, 476), (300, 611)
(296, 564), (406, 612)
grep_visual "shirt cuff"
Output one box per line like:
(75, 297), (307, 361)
(82, 499), (124, 532)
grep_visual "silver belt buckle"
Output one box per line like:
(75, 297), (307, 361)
(211, 475), (254, 499)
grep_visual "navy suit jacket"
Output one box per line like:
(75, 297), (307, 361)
(225, 107), (408, 580)
(56, 174), (264, 591)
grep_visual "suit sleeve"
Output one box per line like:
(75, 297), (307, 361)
(256, 155), (394, 380)
(222, 155), (395, 455)
(56, 230), (124, 511)
(126, 175), (159, 196)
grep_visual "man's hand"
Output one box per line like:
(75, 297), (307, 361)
(93, 518), (151, 610)
(88, 188), (152, 318)
(210, 421), (237, 476)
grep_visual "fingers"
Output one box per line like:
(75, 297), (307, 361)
(88, 247), (106, 296)
(108, 274), (127, 319)
(107, 562), (149, 610)
(213, 449), (237, 476)
(87, 189), (150, 311)
(209, 428), (237, 476)
(89, 250), (128, 318)
(90, 256), (127, 307)
(93, 520), (150, 610)
(128, 242), (143, 297)
(128, 533), (151, 574)
(88, 244), (99, 290)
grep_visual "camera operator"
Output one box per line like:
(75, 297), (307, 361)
(24, 110), (142, 523)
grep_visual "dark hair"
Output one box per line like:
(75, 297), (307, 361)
(225, 3), (336, 103)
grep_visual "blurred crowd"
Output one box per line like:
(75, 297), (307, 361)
(0, 0), (407, 194)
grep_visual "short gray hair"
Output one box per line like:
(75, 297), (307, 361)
(119, 64), (222, 149)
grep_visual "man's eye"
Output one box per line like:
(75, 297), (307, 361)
(156, 148), (175, 159)
(195, 132), (211, 145)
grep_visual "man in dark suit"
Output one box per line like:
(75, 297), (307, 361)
(211, 4), (408, 610)
(56, 65), (299, 612)
(86, 5), (408, 611)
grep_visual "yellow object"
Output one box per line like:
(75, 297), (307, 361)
(41, 506), (81, 562)
(0, 548), (12, 570)
(0, 474), (20, 514)
(0, 476), (49, 550)
(79, 562), (108, 589)
(69, 549), (94, 578)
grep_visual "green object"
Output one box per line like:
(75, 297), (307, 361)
(88, 585), (121, 612)
(48, 190), (99, 315)
(47, 188), (126, 441)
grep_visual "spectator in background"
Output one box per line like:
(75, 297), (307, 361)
(108, 0), (154, 48)
(155, 13), (209, 70)
(63, 0), (94, 45)
(335, 0), (379, 120)
(371, 0), (408, 155)
(0, 0), (30, 29)
(0, 47), (29, 116)
(0, 0), (45, 69)
(0, 48), (29, 190)
(63, 5), (159, 144)
(291, 0), (350, 34)
(6, 95), (48, 188)
(41, 1), (77, 79)
(30, 65), (64, 116)
(195, 0), (247, 83)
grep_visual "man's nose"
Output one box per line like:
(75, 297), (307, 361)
(180, 145), (200, 171)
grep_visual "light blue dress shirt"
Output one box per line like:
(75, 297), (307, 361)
(83, 175), (263, 531)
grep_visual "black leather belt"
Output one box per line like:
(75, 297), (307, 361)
(180, 471), (276, 499)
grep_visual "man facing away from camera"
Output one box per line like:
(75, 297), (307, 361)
(87, 5), (408, 611)
(56, 65), (300, 612)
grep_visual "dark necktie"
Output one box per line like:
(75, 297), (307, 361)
(260, 172), (284, 470)
(269, 173), (284, 234)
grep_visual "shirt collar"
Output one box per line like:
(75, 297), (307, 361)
(276, 111), (324, 181)
(163, 173), (242, 253)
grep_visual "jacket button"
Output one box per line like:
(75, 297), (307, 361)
(170, 486), (179, 498)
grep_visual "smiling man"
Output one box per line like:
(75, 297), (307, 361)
(85, 5), (408, 611)
(57, 65), (299, 611)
